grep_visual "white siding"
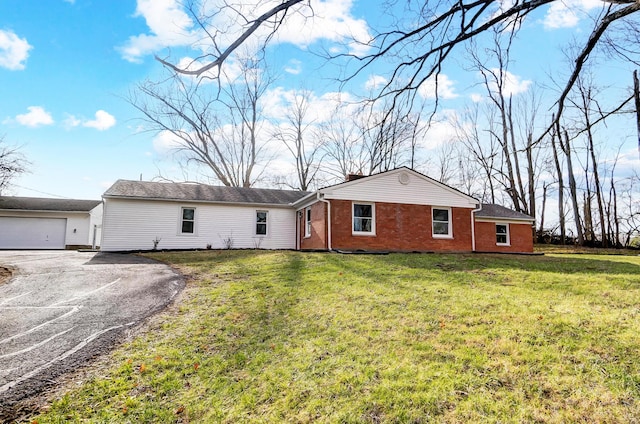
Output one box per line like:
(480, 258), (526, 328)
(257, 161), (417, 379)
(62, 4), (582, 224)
(0, 211), (94, 247)
(101, 198), (297, 251)
(322, 169), (478, 208)
(89, 204), (103, 248)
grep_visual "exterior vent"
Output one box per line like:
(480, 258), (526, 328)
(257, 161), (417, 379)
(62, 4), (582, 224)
(398, 172), (410, 185)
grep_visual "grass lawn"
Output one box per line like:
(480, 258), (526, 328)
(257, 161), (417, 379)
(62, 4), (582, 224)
(30, 250), (640, 423)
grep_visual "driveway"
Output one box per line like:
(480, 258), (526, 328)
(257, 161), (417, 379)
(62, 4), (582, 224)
(0, 250), (184, 417)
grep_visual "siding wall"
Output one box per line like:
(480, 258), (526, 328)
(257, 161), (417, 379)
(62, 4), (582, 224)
(0, 211), (93, 247)
(474, 220), (534, 253)
(101, 198), (297, 251)
(323, 169), (478, 208)
(299, 201), (327, 250)
(329, 200), (474, 252)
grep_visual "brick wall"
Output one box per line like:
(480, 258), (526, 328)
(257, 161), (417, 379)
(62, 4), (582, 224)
(475, 221), (534, 253)
(329, 200), (474, 252)
(299, 201), (327, 250)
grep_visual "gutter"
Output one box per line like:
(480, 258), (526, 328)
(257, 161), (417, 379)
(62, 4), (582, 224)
(317, 192), (332, 251)
(471, 203), (483, 252)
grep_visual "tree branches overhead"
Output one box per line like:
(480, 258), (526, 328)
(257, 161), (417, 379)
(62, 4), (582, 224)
(157, 0), (639, 122)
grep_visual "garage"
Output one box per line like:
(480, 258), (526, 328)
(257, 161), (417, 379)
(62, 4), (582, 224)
(0, 217), (67, 249)
(0, 196), (103, 250)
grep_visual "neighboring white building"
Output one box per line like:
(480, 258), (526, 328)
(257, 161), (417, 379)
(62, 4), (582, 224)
(0, 197), (103, 249)
(100, 180), (309, 252)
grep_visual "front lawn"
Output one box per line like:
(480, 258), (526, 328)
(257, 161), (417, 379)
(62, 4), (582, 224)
(31, 251), (640, 422)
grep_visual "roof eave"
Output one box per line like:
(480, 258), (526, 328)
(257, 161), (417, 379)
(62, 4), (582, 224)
(475, 215), (535, 223)
(103, 194), (296, 209)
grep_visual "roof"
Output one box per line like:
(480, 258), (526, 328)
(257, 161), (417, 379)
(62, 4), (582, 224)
(103, 180), (310, 206)
(293, 167), (479, 208)
(476, 203), (535, 222)
(0, 196), (101, 212)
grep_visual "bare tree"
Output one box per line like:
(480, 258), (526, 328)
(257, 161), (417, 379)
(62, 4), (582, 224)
(158, 0), (640, 132)
(271, 90), (323, 190)
(0, 138), (28, 195)
(131, 56), (274, 187)
(358, 98), (421, 174)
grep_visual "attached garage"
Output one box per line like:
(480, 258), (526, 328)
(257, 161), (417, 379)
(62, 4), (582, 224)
(0, 217), (67, 249)
(0, 197), (103, 250)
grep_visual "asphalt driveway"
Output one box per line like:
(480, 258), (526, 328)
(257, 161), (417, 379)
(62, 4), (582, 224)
(0, 250), (184, 418)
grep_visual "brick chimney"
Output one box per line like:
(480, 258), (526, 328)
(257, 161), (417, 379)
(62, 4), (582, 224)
(345, 173), (365, 182)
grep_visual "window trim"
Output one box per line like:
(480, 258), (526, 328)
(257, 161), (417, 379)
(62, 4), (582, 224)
(496, 223), (510, 246)
(304, 207), (312, 238)
(352, 202), (376, 236)
(180, 207), (196, 235)
(255, 210), (268, 237)
(432, 207), (452, 239)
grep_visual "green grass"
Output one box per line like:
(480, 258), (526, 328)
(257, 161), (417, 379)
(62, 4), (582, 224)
(30, 250), (640, 423)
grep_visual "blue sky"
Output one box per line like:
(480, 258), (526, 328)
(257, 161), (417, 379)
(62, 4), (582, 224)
(0, 0), (637, 200)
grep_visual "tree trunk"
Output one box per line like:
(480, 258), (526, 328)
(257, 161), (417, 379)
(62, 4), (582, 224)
(551, 122), (566, 244)
(562, 129), (584, 245)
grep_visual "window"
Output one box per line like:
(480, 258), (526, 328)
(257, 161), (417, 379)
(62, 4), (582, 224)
(305, 208), (312, 237)
(432, 207), (451, 237)
(181, 208), (195, 234)
(256, 211), (268, 236)
(353, 203), (374, 234)
(496, 224), (509, 245)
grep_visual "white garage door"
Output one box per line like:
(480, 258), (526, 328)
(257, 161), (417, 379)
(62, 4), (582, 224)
(0, 217), (67, 249)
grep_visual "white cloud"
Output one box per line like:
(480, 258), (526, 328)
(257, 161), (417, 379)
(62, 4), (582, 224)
(120, 0), (372, 63)
(63, 114), (82, 129)
(421, 110), (460, 150)
(418, 74), (459, 100)
(261, 87), (357, 123)
(470, 93), (483, 103)
(284, 59), (302, 75)
(15, 106), (54, 127)
(119, 0), (199, 63)
(83, 110), (116, 130)
(364, 75), (388, 91)
(152, 130), (184, 153)
(490, 69), (531, 96)
(63, 110), (116, 130)
(266, 0), (372, 56)
(543, 0), (603, 29)
(0, 29), (32, 70)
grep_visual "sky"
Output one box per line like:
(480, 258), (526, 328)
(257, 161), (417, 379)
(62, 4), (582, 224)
(0, 0), (637, 201)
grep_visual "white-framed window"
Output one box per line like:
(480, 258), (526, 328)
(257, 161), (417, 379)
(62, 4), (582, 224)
(256, 210), (268, 236)
(496, 223), (510, 245)
(305, 207), (312, 237)
(181, 207), (195, 234)
(353, 202), (375, 235)
(432, 207), (452, 238)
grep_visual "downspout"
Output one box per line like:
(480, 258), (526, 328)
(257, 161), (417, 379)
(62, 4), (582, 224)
(317, 192), (332, 251)
(295, 209), (300, 250)
(471, 203), (483, 252)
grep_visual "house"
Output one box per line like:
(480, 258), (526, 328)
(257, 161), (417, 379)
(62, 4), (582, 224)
(100, 180), (309, 251)
(0, 196), (103, 249)
(100, 168), (535, 253)
(292, 168), (534, 253)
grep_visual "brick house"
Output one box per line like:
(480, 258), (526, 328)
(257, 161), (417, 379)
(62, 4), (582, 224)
(292, 167), (535, 253)
(100, 167), (534, 253)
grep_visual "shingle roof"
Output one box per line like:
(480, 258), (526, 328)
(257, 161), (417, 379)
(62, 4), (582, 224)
(476, 203), (535, 221)
(103, 180), (309, 206)
(0, 196), (101, 212)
